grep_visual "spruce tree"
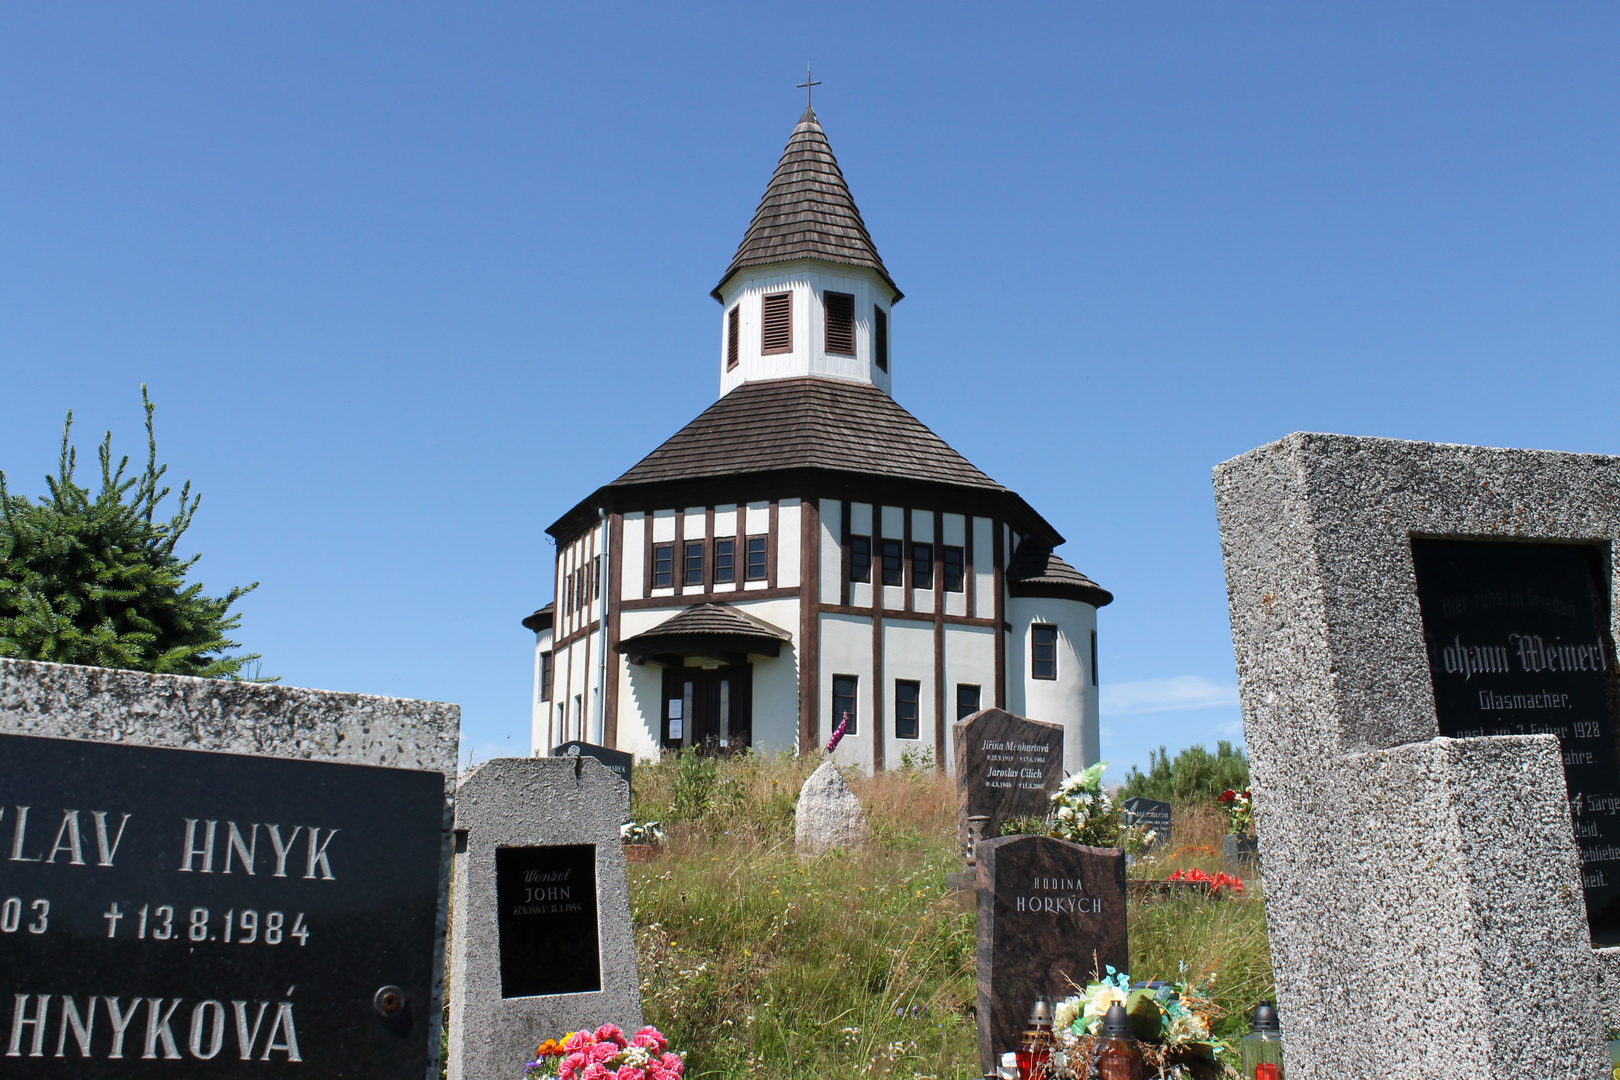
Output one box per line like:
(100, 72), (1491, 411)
(0, 387), (269, 680)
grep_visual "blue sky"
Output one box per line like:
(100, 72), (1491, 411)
(2, 5), (1615, 776)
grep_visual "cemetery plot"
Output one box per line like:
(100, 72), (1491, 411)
(0, 731), (445, 1076)
(1411, 538), (1620, 945)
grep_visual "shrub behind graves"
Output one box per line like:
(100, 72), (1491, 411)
(1119, 742), (1249, 805)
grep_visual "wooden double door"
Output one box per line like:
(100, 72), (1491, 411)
(660, 665), (752, 752)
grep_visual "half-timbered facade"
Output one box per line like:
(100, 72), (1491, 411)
(524, 105), (1111, 775)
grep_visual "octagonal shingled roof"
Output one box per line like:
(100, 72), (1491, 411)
(712, 107), (900, 303)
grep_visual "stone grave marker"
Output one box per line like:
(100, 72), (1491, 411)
(552, 739), (634, 799)
(447, 757), (641, 1080)
(952, 709), (1063, 851)
(1120, 795), (1172, 849)
(1215, 433), (1618, 1077)
(795, 759), (868, 855)
(973, 835), (1126, 1074)
(0, 657), (459, 1079)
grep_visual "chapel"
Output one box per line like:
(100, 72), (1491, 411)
(522, 103), (1112, 775)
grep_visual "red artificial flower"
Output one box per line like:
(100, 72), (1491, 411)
(659, 1052), (685, 1077)
(1217, 790), (1236, 803)
(632, 1028), (668, 1054)
(563, 1031), (594, 1054)
(594, 1024), (629, 1049)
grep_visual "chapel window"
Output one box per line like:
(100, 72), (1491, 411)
(1032, 625), (1058, 680)
(714, 538), (735, 583)
(684, 542), (705, 586)
(824, 291), (855, 356)
(848, 535), (871, 583)
(911, 543), (933, 588)
(881, 540), (903, 586)
(832, 674), (859, 736)
(761, 292), (792, 354)
(727, 306), (741, 370)
(539, 652), (553, 703)
(956, 683), (980, 720)
(943, 546), (965, 592)
(746, 536), (768, 580)
(873, 305), (889, 372)
(894, 680), (920, 740)
(652, 544), (673, 589)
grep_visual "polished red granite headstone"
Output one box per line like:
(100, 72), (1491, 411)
(974, 834), (1127, 1073)
(953, 709), (1064, 851)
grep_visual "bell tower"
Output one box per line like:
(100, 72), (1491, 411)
(712, 103), (902, 398)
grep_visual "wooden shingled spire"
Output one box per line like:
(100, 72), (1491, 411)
(711, 107), (901, 303)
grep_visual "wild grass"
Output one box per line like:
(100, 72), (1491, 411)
(625, 753), (1273, 1080)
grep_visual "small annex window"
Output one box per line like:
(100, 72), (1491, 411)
(761, 291), (792, 354)
(956, 683), (980, 720)
(943, 546), (965, 592)
(873, 305), (889, 372)
(894, 680), (920, 740)
(832, 674), (859, 736)
(652, 544), (674, 589)
(1091, 630), (1098, 686)
(880, 539), (904, 586)
(824, 291), (855, 356)
(911, 543), (933, 588)
(726, 305), (741, 370)
(592, 555), (601, 599)
(1032, 624), (1058, 680)
(746, 536), (768, 580)
(848, 535), (871, 583)
(539, 652), (554, 703)
(684, 541), (704, 586)
(715, 538), (735, 583)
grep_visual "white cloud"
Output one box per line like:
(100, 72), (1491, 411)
(1100, 675), (1240, 716)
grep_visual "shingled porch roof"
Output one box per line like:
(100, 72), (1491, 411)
(615, 603), (793, 666)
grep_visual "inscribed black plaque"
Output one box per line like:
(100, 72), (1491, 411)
(495, 845), (601, 998)
(551, 741), (633, 797)
(1120, 796), (1172, 849)
(0, 731), (446, 1076)
(1411, 538), (1620, 946)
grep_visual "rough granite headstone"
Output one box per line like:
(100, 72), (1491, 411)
(1214, 433), (1616, 1078)
(953, 709), (1063, 851)
(448, 757), (642, 1080)
(794, 759), (868, 854)
(0, 657), (460, 1080)
(974, 835), (1126, 1075)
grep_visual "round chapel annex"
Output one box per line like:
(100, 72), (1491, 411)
(523, 105), (1112, 776)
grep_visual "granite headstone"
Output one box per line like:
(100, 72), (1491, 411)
(973, 835), (1126, 1074)
(447, 757), (641, 1080)
(1215, 433), (1616, 1077)
(552, 740), (634, 799)
(0, 657), (460, 1080)
(952, 709), (1063, 851)
(1120, 796), (1172, 850)
(794, 759), (868, 855)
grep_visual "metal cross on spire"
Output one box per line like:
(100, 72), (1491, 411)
(797, 65), (821, 108)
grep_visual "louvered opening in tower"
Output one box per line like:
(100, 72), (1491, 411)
(873, 305), (888, 372)
(761, 292), (792, 354)
(824, 291), (855, 356)
(727, 306), (740, 369)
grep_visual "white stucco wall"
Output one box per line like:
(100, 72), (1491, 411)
(881, 619), (935, 770)
(821, 612), (874, 772)
(1006, 596), (1099, 776)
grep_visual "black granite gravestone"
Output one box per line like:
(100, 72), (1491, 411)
(974, 835), (1127, 1074)
(1411, 538), (1620, 946)
(495, 844), (601, 997)
(0, 731), (445, 1076)
(952, 710), (1063, 852)
(1120, 796), (1172, 849)
(552, 741), (633, 798)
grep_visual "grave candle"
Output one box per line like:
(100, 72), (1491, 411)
(1090, 1002), (1143, 1080)
(1238, 1002), (1284, 1079)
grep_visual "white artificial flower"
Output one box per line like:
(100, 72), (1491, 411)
(1057, 806), (1076, 821)
(1052, 998), (1080, 1033)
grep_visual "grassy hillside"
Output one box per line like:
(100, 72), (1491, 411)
(626, 753), (1273, 1080)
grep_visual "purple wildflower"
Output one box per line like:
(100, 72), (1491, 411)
(826, 712), (849, 753)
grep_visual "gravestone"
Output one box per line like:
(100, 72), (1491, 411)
(0, 657), (459, 1079)
(447, 757), (641, 1080)
(1119, 796), (1172, 849)
(1215, 433), (1616, 1078)
(973, 835), (1126, 1074)
(795, 760), (868, 855)
(952, 709), (1063, 851)
(552, 740), (634, 799)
